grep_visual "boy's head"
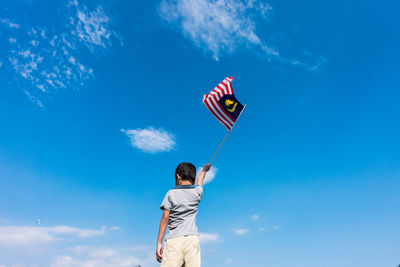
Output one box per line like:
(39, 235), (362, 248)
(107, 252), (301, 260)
(175, 162), (196, 185)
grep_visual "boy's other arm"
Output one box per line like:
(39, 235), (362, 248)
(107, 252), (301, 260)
(156, 209), (170, 262)
(197, 164), (211, 187)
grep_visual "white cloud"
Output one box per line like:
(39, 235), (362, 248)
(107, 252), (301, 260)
(0, 224), (152, 267)
(68, 0), (121, 52)
(289, 51), (327, 73)
(251, 214), (259, 221)
(226, 258), (233, 263)
(121, 127), (176, 153)
(305, 55), (327, 73)
(197, 166), (218, 184)
(199, 232), (220, 243)
(159, 0), (326, 71)
(0, 225), (120, 247)
(257, 225), (279, 231)
(108, 226), (122, 232)
(0, 0), (120, 106)
(234, 228), (250, 235)
(22, 89), (44, 108)
(6, 37), (94, 104)
(159, 0), (276, 60)
(50, 246), (155, 267)
(0, 18), (20, 29)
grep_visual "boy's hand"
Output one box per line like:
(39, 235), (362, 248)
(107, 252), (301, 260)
(156, 242), (163, 262)
(156, 210), (169, 263)
(203, 164), (211, 172)
(197, 164), (211, 187)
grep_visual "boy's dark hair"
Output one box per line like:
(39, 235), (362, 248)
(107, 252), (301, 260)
(175, 162), (196, 184)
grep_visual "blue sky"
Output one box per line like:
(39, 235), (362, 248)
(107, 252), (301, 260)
(0, 0), (399, 266)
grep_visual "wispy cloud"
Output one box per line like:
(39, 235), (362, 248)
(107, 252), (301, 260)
(0, 0), (121, 107)
(158, 0), (326, 71)
(6, 27), (95, 102)
(0, 225), (121, 247)
(159, 0), (276, 61)
(0, 18), (20, 29)
(22, 89), (44, 108)
(69, 0), (121, 52)
(290, 51), (328, 73)
(234, 228), (250, 235)
(199, 232), (220, 243)
(258, 225), (279, 232)
(121, 127), (176, 153)
(197, 166), (218, 184)
(251, 214), (259, 221)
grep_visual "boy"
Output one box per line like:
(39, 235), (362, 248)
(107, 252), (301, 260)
(156, 162), (211, 267)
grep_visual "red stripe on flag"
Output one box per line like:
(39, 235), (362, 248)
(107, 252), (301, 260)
(215, 97), (236, 122)
(211, 89), (222, 99)
(209, 97), (234, 128)
(212, 87), (222, 98)
(224, 80), (233, 94)
(210, 97), (235, 126)
(217, 84), (228, 95)
(204, 98), (232, 130)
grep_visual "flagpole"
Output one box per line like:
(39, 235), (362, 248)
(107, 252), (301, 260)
(209, 104), (247, 165)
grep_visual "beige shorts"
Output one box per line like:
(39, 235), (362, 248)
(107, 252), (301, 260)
(161, 235), (201, 267)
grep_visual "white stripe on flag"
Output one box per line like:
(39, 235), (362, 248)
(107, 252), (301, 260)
(224, 80), (233, 94)
(217, 84), (228, 95)
(206, 97), (233, 127)
(210, 97), (235, 126)
(212, 87), (223, 99)
(204, 98), (232, 130)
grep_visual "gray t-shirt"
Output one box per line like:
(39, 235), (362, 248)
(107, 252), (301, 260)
(160, 185), (203, 240)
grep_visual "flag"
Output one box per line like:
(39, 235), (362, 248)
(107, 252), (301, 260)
(203, 77), (244, 131)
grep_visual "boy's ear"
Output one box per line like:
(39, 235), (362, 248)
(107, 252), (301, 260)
(175, 174), (181, 186)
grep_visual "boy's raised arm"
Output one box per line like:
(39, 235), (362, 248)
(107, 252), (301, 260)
(197, 164), (211, 187)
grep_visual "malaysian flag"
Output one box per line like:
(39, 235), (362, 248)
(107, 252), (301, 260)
(203, 77), (245, 131)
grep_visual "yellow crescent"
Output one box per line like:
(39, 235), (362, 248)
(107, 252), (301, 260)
(227, 102), (237, 112)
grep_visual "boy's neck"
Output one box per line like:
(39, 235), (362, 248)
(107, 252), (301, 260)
(179, 181), (193, 186)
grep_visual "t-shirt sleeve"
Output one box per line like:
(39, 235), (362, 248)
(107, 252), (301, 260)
(195, 185), (203, 201)
(160, 191), (172, 211)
